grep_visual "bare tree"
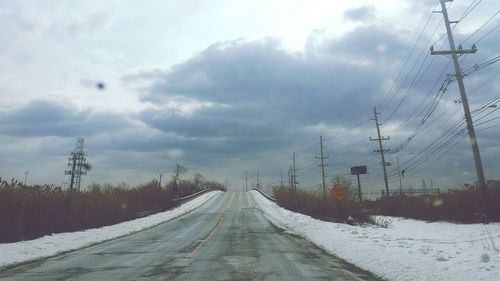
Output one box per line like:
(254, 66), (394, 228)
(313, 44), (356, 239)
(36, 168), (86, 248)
(172, 163), (187, 202)
(331, 175), (355, 200)
(193, 173), (204, 191)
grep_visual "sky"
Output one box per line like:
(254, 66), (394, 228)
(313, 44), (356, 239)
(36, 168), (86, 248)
(0, 0), (499, 192)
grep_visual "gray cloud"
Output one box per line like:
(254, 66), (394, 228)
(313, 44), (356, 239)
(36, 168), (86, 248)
(0, 100), (130, 137)
(125, 24), (499, 190)
(343, 6), (376, 23)
(139, 35), (395, 128)
(314, 25), (409, 64)
(1, 16), (497, 189)
(126, 36), (394, 168)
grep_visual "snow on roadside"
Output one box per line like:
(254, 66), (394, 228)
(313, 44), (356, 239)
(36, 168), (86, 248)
(0, 191), (222, 269)
(250, 190), (500, 281)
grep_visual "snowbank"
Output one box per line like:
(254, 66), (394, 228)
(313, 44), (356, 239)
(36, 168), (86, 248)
(0, 191), (222, 269)
(250, 190), (500, 281)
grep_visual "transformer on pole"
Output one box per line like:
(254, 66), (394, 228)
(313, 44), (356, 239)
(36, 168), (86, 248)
(64, 138), (88, 191)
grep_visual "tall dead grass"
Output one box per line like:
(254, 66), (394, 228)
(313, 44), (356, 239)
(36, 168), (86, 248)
(0, 179), (176, 243)
(272, 186), (373, 224)
(363, 186), (500, 223)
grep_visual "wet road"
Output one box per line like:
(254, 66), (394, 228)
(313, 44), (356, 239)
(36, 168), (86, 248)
(0, 191), (381, 280)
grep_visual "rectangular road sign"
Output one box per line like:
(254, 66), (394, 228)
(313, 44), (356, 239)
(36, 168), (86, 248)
(351, 165), (367, 175)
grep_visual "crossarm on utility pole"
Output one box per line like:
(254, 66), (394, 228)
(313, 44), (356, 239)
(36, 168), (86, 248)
(370, 107), (391, 196)
(431, 0), (487, 190)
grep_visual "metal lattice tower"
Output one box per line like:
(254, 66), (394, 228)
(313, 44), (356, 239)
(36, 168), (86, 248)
(65, 138), (87, 191)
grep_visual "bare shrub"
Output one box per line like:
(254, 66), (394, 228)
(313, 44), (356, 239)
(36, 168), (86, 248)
(363, 186), (500, 223)
(272, 186), (373, 224)
(373, 217), (393, 228)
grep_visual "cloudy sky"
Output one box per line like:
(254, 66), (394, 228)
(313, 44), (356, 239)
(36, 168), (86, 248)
(0, 0), (499, 192)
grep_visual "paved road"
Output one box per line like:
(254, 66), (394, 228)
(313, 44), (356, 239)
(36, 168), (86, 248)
(0, 191), (381, 280)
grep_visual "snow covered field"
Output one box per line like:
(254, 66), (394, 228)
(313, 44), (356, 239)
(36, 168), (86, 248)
(0, 191), (222, 270)
(250, 190), (500, 281)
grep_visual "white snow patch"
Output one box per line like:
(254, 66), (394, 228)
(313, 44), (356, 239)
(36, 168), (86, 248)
(0, 191), (222, 269)
(250, 191), (500, 281)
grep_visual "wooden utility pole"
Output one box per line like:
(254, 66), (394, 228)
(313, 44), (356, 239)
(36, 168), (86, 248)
(291, 152), (298, 188)
(431, 0), (487, 190)
(370, 108), (391, 196)
(24, 170), (29, 186)
(256, 171), (260, 190)
(288, 167), (292, 188)
(245, 170), (248, 192)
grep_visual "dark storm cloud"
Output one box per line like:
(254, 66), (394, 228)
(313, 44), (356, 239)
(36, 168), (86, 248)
(116, 27), (419, 165)
(343, 6), (376, 22)
(137, 32), (411, 134)
(128, 26), (435, 164)
(139, 105), (288, 138)
(0, 100), (130, 137)
(115, 28), (418, 175)
(120, 22), (499, 189)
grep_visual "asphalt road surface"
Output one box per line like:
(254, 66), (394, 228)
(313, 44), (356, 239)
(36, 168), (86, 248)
(0, 191), (382, 280)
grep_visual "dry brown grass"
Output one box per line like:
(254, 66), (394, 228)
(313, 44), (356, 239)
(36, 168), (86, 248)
(363, 186), (500, 223)
(272, 186), (373, 224)
(0, 179), (176, 243)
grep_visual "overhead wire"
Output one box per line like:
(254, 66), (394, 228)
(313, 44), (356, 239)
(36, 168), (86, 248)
(396, 96), (500, 175)
(457, 0), (483, 23)
(383, 0), (488, 126)
(460, 8), (500, 44)
(273, 0), (499, 189)
(376, 0), (441, 110)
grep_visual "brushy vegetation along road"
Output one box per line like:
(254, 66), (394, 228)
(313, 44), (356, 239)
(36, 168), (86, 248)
(272, 186), (373, 224)
(272, 185), (500, 225)
(364, 186), (500, 223)
(0, 180), (174, 243)
(0, 176), (225, 243)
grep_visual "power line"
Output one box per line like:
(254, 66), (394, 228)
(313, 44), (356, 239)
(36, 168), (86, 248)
(376, 1), (440, 109)
(461, 9), (500, 44)
(457, 0), (483, 23)
(386, 0), (488, 122)
(388, 72), (453, 153)
(393, 63), (499, 151)
(391, 59), (450, 135)
(476, 121), (500, 131)
(382, 8), (459, 125)
(399, 118), (468, 175)
(370, 108), (391, 196)
(397, 97), (499, 176)
(474, 23), (500, 43)
(322, 119), (371, 141)
(430, 0), (487, 189)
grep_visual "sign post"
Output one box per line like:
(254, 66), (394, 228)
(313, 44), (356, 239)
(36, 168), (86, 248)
(350, 166), (367, 203)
